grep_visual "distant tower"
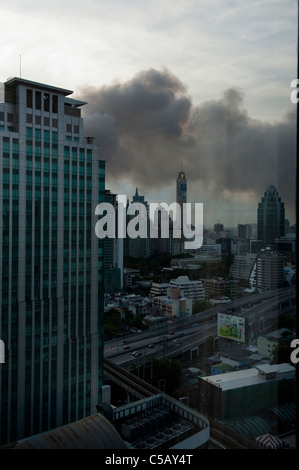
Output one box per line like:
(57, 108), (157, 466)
(176, 169), (187, 208)
(125, 188), (150, 258)
(214, 221), (224, 233)
(257, 185), (285, 247)
(174, 170), (187, 255)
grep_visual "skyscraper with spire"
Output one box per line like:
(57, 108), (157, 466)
(174, 169), (187, 255)
(176, 168), (187, 209)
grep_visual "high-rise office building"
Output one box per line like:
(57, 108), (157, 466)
(125, 188), (150, 258)
(104, 190), (123, 292)
(257, 185), (285, 247)
(214, 222), (224, 234)
(0, 77), (105, 445)
(176, 169), (187, 208)
(174, 170), (187, 255)
(249, 249), (284, 292)
(237, 224), (252, 239)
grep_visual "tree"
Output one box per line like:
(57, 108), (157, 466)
(271, 330), (294, 364)
(131, 358), (182, 395)
(193, 299), (214, 314)
(271, 342), (293, 364)
(103, 308), (122, 339)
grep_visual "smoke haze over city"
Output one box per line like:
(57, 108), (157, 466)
(78, 68), (296, 226)
(1, 1), (297, 227)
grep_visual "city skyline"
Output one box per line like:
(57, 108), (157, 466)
(0, 1), (297, 228)
(0, 74), (296, 449)
(118, 179), (294, 233)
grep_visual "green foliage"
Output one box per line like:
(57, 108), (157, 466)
(124, 253), (172, 275)
(104, 308), (122, 339)
(129, 314), (149, 331)
(130, 357), (183, 395)
(271, 341), (293, 364)
(193, 299), (214, 314)
(279, 314), (296, 332)
(271, 325), (295, 364)
(198, 254), (235, 279)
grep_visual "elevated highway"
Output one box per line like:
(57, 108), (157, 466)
(104, 287), (296, 366)
(103, 359), (262, 449)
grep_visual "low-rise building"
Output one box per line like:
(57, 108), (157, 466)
(123, 268), (140, 288)
(257, 328), (292, 359)
(149, 281), (170, 298)
(198, 363), (295, 420)
(152, 288), (193, 318)
(202, 278), (239, 299)
(169, 276), (205, 301)
(210, 356), (249, 375)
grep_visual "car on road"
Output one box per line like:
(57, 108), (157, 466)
(132, 351), (142, 357)
(123, 345), (130, 350)
(148, 344), (154, 348)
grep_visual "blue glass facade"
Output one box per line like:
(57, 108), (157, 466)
(257, 185), (285, 247)
(0, 78), (105, 445)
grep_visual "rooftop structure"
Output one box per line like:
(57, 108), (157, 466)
(5, 413), (127, 449)
(113, 393), (210, 449)
(198, 363), (295, 420)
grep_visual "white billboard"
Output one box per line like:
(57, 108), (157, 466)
(217, 313), (245, 343)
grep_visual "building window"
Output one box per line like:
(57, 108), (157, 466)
(3, 137), (10, 154)
(44, 93), (50, 112)
(44, 130), (50, 143)
(35, 129), (41, 143)
(52, 95), (58, 113)
(26, 89), (33, 108)
(35, 91), (41, 110)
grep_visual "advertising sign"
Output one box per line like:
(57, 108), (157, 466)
(217, 313), (245, 343)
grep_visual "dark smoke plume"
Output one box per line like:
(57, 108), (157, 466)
(77, 68), (296, 218)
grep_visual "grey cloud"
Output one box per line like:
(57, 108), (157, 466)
(79, 68), (296, 217)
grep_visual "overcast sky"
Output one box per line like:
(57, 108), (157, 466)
(0, 0), (297, 227)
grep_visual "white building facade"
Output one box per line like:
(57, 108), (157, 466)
(169, 276), (205, 301)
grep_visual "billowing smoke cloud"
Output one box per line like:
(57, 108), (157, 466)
(78, 68), (296, 220)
